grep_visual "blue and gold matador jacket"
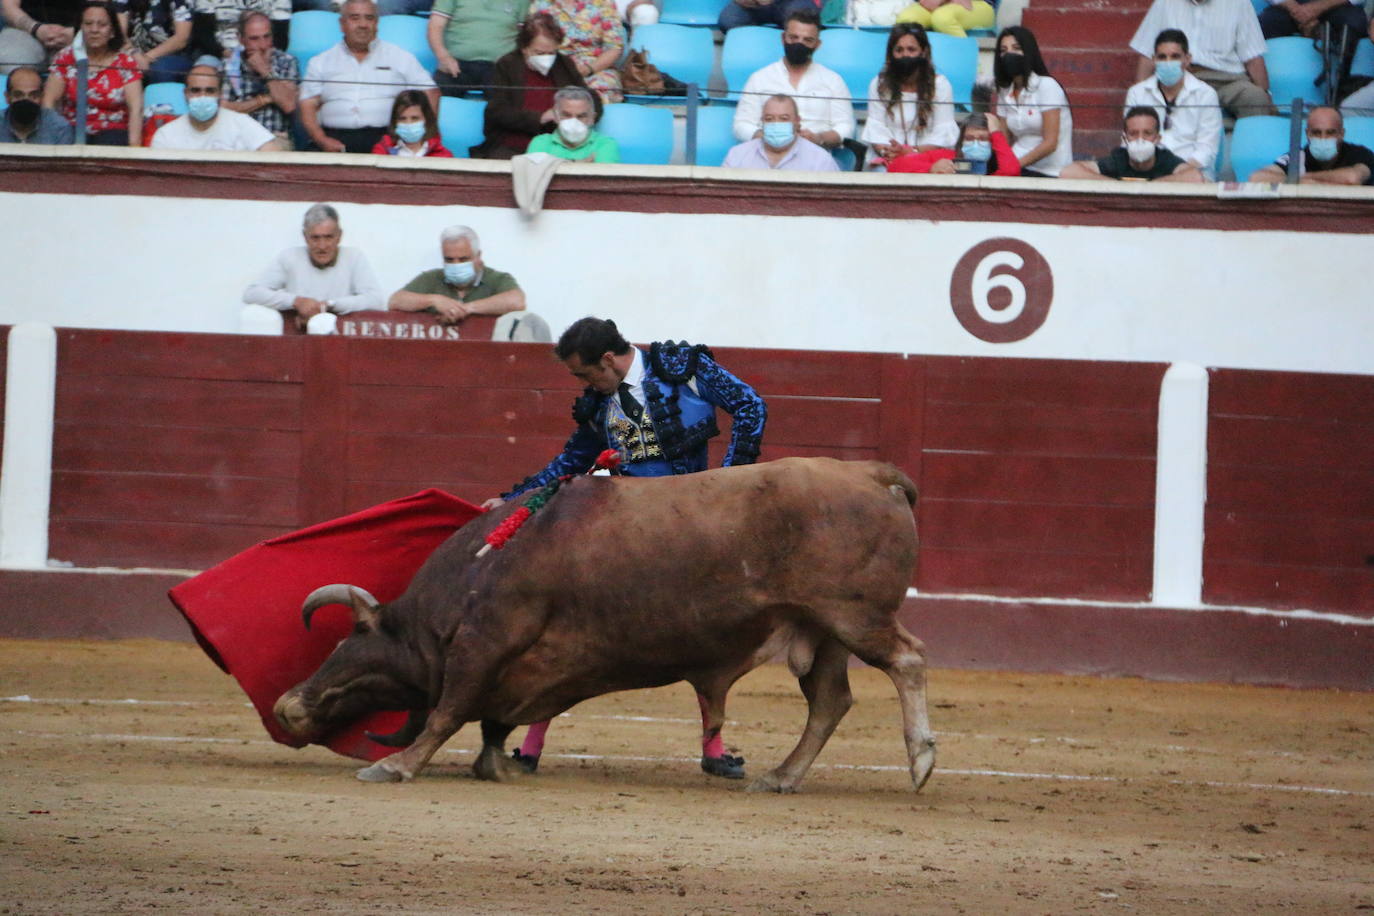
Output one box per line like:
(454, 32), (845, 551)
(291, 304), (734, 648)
(504, 342), (767, 498)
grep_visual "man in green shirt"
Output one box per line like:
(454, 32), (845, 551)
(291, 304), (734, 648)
(526, 87), (621, 163)
(388, 225), (527, 327)
(428, 0), (530, 97)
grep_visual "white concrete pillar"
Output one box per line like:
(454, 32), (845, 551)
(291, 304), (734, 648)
(0, 323), (57, 569)
(1152, 362), (1209, 606)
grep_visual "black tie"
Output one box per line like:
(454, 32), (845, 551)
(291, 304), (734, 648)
(617, 382), (643, 421)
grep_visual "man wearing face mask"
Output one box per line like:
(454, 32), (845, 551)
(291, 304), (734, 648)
(389, 225), (527, 327)
(1061, 107), (1202, 181)
(732, 9), (854, 153)
(1124, 29), (1222, 179)
(525, 86), (620, 161)
(1129, 0), (1275, 119)
(0, 66), (72, 143)
(1251, 105), (1374, 183)
(150, 64), (282, 150)
(723, 93), (839, 170)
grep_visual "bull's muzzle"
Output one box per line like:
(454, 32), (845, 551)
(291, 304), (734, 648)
(272, 692), (315, 738)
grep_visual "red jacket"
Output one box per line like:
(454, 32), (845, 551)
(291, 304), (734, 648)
(885, 131), (1020, 176)
(372, 134), (455, 158)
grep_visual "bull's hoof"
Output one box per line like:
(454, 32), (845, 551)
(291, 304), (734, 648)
(473, 745), (525, 782)
(356, 762), (405, 783)
(745, 771), (796, 794)
(911, 743), (936, 792)
(701, 753), (746, 779)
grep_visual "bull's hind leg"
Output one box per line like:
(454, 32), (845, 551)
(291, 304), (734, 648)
(747, 637), (853, 794)
(843, 622), (936, 791)
(472, 719), (527, 782)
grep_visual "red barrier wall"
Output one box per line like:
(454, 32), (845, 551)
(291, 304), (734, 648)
(1204, 369), (1374, 616)
(44, 329), (1168, 605)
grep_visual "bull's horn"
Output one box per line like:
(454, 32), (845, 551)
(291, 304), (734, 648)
(301, 584), (380, 631)
(366, 708), (429, 747)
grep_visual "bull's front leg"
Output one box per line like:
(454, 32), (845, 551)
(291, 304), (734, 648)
(356, 705), (467, 782)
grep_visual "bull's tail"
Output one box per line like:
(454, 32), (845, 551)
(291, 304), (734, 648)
(868, 462), (918, 507)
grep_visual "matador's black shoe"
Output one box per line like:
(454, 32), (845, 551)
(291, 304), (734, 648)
(511, 750), (540, 774)
(701, 753), (746, 779)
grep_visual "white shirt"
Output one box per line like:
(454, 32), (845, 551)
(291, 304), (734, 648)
(733, 60), (856, 143)
(150, 109), (276, 152)
(1129, 0), (1267, 74)
(722, 136), (841, 171)
(861, 73), (958, 150)
(1124, 71), (1223, 174)
(996, 73), (1074, 177)
(300, 39), (437, 129)
(242, 247), (385, 313)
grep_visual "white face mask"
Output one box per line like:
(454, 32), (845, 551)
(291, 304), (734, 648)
(527, 53), (556, 76)
(1125, 138), (1156, 163)
(557, 116), (590, 146)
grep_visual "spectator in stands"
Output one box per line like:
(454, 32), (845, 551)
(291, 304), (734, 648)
(389, 225), (527, 326)
(150, 63), (282, 148)
(1258, 0), (1365, 94)
(190, 0), (286, 61)
(294, 0), (427, 16)
(479, 11), (596, 159)
(862, 23), (957, 168)
(525, 85), (620, 161)
(242, 203), (385, 334)
(724, 92), (841, 170)
(991, 26), (1071, 176)
(1250, 104), (1374, 183)
(894, 0), (993, 39)
(299, 0), (438, 153)
(221, 11), (297, 147)
(530, 0), (626, 103)
(1124, 28), (1222, 179)
(1129, 0), (1275, 118)
(42, 1), (142, 145)
(0, 0), (78, 74)
(733, 9), (854, 153)
(717, 0), (815, 33)
(1061, 106), (1203, 181)
(372, 89), (454, 156)
(428, 0), (529, 98)
(886, 111), (1020, 174)
(0, 65), (74, 142)
(1339, 18), (1374, 116)
(118, 0), (193, 83)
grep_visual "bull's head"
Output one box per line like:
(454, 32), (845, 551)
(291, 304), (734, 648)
(272, 584), (431, 745)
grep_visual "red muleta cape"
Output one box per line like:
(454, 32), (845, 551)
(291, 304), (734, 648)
(167, 489), (482, 762)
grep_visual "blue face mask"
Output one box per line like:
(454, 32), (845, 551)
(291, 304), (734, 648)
(395, 121), (426, 144)
(762, 121), (795, 149)
(444, 261), (476, 286)
(962, 140), (992, 162)
(187, 95), (219, 123)
(1309, 136), (1339, 162)
(1154, 59), (1184, 87)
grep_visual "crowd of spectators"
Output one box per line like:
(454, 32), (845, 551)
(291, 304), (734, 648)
(1, 0), (1372, 183)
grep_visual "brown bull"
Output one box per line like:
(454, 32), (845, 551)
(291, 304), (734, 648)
(273, 457), (936, 793)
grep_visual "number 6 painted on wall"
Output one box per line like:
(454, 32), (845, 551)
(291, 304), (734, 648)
(949, 238), (1054, 344)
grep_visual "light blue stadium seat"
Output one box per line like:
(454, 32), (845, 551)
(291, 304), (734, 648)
(690, 104), (738, 165)
(627, 23), (714, 100)
(1343, 115), (1374, 150)
(659, 0), (728, 27)
(1264, 36), (1324, 108)
(927, 32), (978, 110)
(0, 74), (7, 112)
(143, 81), (189, 115)
(378, 14), (437, 73)
(1249, 0), (1267, 14)
(721, 26), (782, 103)
(1230, 115), (1295, 180)
(814, 28), (886, 107)
(437, 96), (485, 157)
(598, 103), (675, 163)
(1350, 38), (1374, 78)
(288, 10), (340, 76)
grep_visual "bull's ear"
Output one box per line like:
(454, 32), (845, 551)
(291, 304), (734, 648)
(349, 589), (381, 632)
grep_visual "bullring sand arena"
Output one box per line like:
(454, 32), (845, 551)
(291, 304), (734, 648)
(2, 638), (1371, 914)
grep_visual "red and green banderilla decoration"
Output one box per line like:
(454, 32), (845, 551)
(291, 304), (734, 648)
(475, 449), (622, 557)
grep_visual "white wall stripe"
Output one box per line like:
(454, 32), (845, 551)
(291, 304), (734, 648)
(0, 323), (57, 569)
(1153, 362), (1209, 607)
